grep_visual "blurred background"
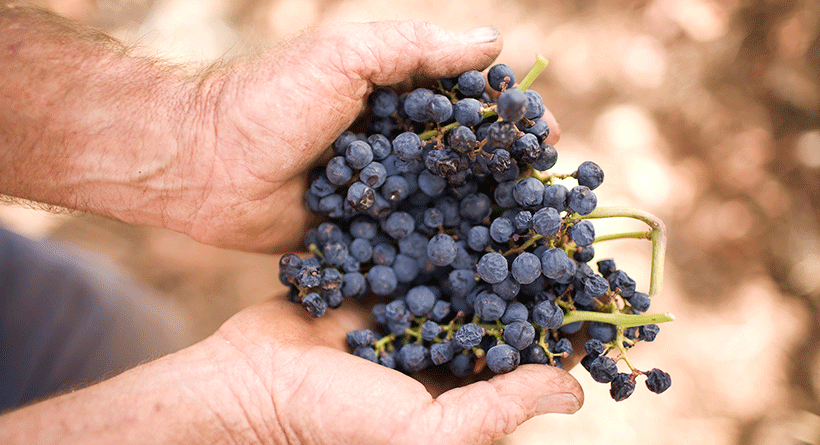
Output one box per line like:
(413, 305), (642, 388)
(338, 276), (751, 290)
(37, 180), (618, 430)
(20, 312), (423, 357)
(2, 0), (819, 443)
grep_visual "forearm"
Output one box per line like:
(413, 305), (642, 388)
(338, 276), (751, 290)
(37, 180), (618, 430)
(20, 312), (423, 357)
(0, 336), (266, 445)
(0, 2), (213, 230)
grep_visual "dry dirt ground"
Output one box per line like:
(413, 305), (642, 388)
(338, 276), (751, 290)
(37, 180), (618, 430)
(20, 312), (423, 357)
(3, 0), (820, 444)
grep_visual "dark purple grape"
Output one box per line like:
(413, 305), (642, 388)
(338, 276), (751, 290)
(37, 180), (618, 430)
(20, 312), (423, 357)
(513, 177), (545, 207)
(382, 211), (415, 239)
(540, 248), (576, 283)
(543, 184), (569, 211)
(393, 131), (422, 161)
(448, 269), (477, 299)
(427, 234), (458, 266)
(496, 89), (528, 122)
(628, 292), (651, 312)
(353, 346), (378, 362)
(346, 329), (376, 348)
(487, 63), (516, 91)
(454, 323), (484, 349)
(420, 320), (441, 341)
(503, 320), (536, 350)
(457, 70), (486, 97)
(486, 121), (518, 151)
(610, 373), (636, 401)
(477, 252), (509, 284)
(597, 259), (617, 277)
(638, 324), (660, 342)
(500, 301), (528, 323)
(341, 272), (366, 298)
(346, 181), (375, 211)
(645, 368), (672, 394)
(302, 292), (328, 317)
(448, 125), (477, 153)
(511, 133), (541, 164)
(453, 98), (483, 126)
(326, 156), (353, 185)
(577, 161), (604, 190)
(474, 291), (506, 321)
(467, 226), (491, 252)
(524, 90), (545, 119)
(398, 343), (429, 372)
(486, 343), (520, 373)
(370, 88), (399, 117)
(511, 252), (541, 285)
(568, 185), (597, 215)
(430, 342), (455, 365)
(333, 130), (358, 155)
(429, 300), (451, 323)
(367, 265), (397, 296)
(406, 285), (437, 316)
(418, 170), (447, 197)
(584, 339), (606, 358)
(448, 353), (475, 377)
(345, 140), (374, 170)
(360, 162), (387, 188)
(426, 94), (453, 123)
(532, 207), (562, 237)
(490, 217), (514, 243)
(392, 254), (419, 283)
(404, 88), (433, 122)
(532, 300), (563, 329)
(589, 356), (618, 383)
(608, 270), (637, 297)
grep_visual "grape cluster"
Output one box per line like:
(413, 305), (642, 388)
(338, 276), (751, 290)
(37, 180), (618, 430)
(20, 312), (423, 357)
(279, 59), (671, 401)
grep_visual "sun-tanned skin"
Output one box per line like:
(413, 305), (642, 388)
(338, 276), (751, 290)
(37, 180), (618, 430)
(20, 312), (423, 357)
(0, 3), (576, 444)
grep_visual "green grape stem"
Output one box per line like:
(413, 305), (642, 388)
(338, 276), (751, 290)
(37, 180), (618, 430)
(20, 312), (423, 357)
(307, 243), (323, 259)
(529, 168), (574, 184)
(614, 330), (640, 373)
(501, 232), (545, 256)
(577, 206), (668, 298)
(593, 231), (652, 243)
(561, 310), (675, 329)
(516, 54), (549, 91)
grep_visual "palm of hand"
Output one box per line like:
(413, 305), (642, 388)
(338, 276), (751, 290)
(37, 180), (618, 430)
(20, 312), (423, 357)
(211, 296), (583, 445)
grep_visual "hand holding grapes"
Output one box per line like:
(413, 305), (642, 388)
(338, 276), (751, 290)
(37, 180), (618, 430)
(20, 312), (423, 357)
(170, 20), (561, 252)
(202, 296), (584, 444)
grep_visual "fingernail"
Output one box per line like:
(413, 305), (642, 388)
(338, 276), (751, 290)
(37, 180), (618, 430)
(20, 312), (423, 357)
(460, 26), (500, 44)
(535, 393), (581, 415)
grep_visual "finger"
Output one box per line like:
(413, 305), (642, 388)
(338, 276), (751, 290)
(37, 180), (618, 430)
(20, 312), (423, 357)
(426, 364), (583, 444)
(315, 20), (503, 86)
(542, 106), (562, 145)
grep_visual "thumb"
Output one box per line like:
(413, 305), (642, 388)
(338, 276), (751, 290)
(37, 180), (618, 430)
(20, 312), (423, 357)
(428, 365), (584, 444)
(320, 20), (504, 85)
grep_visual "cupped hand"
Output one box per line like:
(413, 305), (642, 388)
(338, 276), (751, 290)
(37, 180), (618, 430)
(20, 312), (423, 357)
(172, 20), (560, 252)
(201, 295), (583, 445)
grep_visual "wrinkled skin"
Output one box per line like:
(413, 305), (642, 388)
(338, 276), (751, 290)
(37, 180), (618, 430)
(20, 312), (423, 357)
(0, 19), (578, 445)
(202, 293), (584, 444)
(176, 20), (560, 252)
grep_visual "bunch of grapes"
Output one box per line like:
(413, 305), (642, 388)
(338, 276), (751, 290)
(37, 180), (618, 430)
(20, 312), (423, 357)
(278, 56), (674, 401)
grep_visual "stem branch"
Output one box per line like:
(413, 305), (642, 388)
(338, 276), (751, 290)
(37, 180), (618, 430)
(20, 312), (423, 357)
(561, 310), (675, 329)
(578, 206), (667, 297)
(593, 231), (652, 243)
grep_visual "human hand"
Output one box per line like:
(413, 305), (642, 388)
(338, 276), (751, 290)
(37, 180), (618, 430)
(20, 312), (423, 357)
(169, 20), (561, 252)
(194, 295), (582, 444)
